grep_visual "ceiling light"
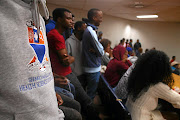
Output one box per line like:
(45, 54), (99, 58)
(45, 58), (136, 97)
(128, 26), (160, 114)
(136, 15), (158, 18)
(134, 4), (144, 8)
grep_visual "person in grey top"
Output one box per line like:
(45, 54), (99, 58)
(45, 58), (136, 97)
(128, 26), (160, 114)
(66, 21), (87, 77)
(0, 0), (64, 119)
(66, 21), (87, 89)
(115, 65), (135, 100)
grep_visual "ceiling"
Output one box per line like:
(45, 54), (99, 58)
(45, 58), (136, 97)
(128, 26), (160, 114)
(47, 0), (180, 22)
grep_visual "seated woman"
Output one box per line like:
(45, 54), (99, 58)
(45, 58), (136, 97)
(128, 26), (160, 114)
(104, 45), (132, 88)
(100, 39), (113, 73)
(126, 50), (180, 120)
(100, 38), (113, 66)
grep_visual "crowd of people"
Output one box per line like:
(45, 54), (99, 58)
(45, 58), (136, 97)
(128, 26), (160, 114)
(1, 0), (180, 120)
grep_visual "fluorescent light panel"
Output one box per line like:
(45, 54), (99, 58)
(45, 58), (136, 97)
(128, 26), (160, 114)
(136, 15), (158, 18)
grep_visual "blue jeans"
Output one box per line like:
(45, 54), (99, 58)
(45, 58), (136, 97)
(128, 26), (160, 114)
(85, 72), (100, 99)
(55, 85), (74, 99)
(66, 72), (92, 111)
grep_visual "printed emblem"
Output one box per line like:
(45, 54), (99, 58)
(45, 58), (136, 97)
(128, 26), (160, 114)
(27, 25), (49, 71)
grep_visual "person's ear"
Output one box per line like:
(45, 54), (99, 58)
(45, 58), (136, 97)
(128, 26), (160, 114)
(77, 27), (81, 31)
(57, 17), (62, 23)
(92, 16), (97, 21)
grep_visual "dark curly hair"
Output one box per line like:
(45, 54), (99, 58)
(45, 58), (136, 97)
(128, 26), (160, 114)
(127, 50), (174, 101)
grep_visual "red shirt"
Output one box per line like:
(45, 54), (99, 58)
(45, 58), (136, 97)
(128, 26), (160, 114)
(170, 59), (175, 64)
(47, 29), (72, 76)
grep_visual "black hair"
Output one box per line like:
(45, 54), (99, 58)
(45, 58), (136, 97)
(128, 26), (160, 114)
(120, 38), (125, 43)
(82, 18), (90, 24)
(127, 50), (174, 101)
(173, 64), (179, 68)
(74, 21), (85, 31)
(100, 39), (111, 49)
(87, 8), (100, 21)
(172, 56), (176, 59)
(145, 49), (149, 53)
(52, 8), (71, 22)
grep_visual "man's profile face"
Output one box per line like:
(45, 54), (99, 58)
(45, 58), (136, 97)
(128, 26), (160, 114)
(62, 11), (73, 29)
(81, 23), (87, 31)
(94, 11), (103, 26)
(78, 23), (87, 35)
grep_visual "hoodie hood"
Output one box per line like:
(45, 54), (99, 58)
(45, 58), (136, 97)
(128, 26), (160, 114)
(113, 45), (126, 61)
(69, 33), (80, 42)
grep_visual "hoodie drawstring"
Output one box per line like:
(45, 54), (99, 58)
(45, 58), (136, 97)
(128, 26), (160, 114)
(31, 0), (49, 38)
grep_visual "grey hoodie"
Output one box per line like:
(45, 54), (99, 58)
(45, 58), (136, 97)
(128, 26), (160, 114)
(66, 34), (83, 76)
(0, 0), (64, 119)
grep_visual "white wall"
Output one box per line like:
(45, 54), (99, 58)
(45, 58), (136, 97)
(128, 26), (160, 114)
(130, 22), (180, 62)
(43, 3), (180, 62)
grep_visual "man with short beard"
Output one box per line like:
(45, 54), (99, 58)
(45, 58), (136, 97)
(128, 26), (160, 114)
(82, 8), (104, 99)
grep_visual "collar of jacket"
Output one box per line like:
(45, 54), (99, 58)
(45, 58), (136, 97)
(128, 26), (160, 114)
(87, 23), (98, 31)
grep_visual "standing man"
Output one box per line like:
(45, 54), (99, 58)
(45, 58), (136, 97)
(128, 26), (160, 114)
(66, 21), (87, 87)
(47, 8), (97, 119)
(82, 8), (104, 99)
(46, 9), (75, 40)
(134, 39), (142, 55)
(64, 14), (75, 40)
(129, 39), (133, 48)
(0, 0), (64, 119)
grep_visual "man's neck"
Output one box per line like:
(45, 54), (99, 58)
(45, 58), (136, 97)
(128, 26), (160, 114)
(89, 22), (96, 26)
(55, 24), (66, 34)
(74, 33), (82, 41)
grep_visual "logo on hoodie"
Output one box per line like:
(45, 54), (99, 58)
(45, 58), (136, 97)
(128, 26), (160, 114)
(27, 25), (49, 71)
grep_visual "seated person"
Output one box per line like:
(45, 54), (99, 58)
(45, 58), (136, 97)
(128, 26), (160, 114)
(125, 50), (180, 120)
(56, 93), (82, 120)
(126, 46), (132, 57)
(115, 64), (134, 100)
(97, 31), (103, 41)
(104, 45), (132, 88)
(127, 51), (138, 64)
(171, 61), (180, 75)
(100, 38), (113, 66)
(136, 47), (143, 57)
(170, 56), (176, 63)
(100, 39), (113, 73)
(54, 73), (75, 99)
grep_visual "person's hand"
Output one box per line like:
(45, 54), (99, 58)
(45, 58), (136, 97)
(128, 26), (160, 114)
(89, 48), (96, 54)
(56, 92), (63, 106)
(62, 54), (74, 66)
(122, 51), (128, 62)
(122, 57), (127, 62)
(109, 49), (113, 58)
(62, 54), (70, 66)
(54, 73), (68, 88)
